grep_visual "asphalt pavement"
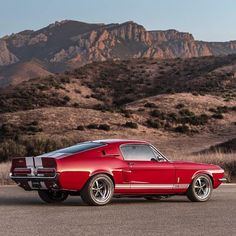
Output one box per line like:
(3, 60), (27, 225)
(0, 184), (235, 236)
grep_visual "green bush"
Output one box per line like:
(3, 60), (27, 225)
(209, 108), (217, 113)
(86, 123), (110, 131)
(175, 103), (185, 109)
(0, 136), (76, 162)
(0, 140), (26, 162)
(167, 112), (178, 122)
(216, 106), (229, 113)
(144, 102), (158, 108)
(76, 125), (85, 131)
(23, 125), (43, 133)
(98, 124), (111, 131)
(87, 124), (99, 129)
(174, 125), (190, 133)
(212, 113), (224, 119)
(179, 109), (195, 117)
(179, 114), (209, 126)
(146, 119), (161, 129)
(149, 109), (166, 120)
(123, 122), (138, 129)
(63, 95), (71, 102)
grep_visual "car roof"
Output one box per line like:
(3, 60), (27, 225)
(93, 139), (149, 145)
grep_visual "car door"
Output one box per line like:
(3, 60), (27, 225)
(120, 144), (176, 193)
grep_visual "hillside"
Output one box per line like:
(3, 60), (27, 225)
(0, 55), (236, 113)
(0, 92), (235, 164)
(0, 55), (235, 161)
(1, 20), (236, 87)
(0, 60), (52, 87)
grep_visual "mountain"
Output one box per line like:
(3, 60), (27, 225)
(1, 20), (236, 87)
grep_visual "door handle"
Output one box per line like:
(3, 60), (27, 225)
(128, 162), (134, 166)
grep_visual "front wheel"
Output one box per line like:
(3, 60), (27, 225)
(187, 174), (213, 202)
(80, 174), (114, 206)
(38, 190), (68, 203)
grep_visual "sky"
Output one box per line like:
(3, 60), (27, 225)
(0, 0), (235, 42)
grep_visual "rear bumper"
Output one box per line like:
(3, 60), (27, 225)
(10, 173), (58, 181)
(10, 173), (59, 190)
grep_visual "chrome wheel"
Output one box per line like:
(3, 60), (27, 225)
(90, 177), (112, 204)
(193, 176), (211, 200)
(187, 174), (213, 202)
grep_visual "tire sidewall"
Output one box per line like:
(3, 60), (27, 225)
(190, 174), (213, 202)
(84, 174), (114, 206)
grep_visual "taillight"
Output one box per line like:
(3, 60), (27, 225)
(11, 158), (26, 173)
(13, 168), (31, 176)
(37, 168), (56, 177)
(42, 158), (57, 168)
(38, 158), (57, 177)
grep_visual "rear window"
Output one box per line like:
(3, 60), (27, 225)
(41, 142), (105, 155)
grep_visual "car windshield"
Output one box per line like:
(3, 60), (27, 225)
(39, 142), (106, 156)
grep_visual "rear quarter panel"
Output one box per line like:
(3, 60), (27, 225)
(56, 145), (126, 190)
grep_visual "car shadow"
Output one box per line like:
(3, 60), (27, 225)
(0, 196), (193, 207)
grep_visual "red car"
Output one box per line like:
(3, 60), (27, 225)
(10, 139), (226, 206)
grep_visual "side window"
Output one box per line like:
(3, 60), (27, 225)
(120, 144), (156, 161)
(150, 146), (166, 161)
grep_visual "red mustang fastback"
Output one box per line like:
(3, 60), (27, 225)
(10, 139), (226, 206)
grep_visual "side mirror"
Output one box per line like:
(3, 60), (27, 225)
(151, 158), (157, 162)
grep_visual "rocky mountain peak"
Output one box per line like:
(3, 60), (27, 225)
(1, 20), (236, 87)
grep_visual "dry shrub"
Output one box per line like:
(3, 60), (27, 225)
(0, 162), (12, 185)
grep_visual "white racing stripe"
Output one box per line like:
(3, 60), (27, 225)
(34, 157), (42, 167)
(25, 157), (34, 167)
(28, 181), (48, 190)
(115, 184), (189, 190)
(28, 181), (33, 189)
(40, 182), (48, 190)
(116, 184), (130, 189)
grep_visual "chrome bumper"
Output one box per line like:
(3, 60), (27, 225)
(10, 173), (58, 180)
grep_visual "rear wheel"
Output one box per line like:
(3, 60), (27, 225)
(38, 190), (68, 203)
(187, 174), (213, 202)
(80, 174), (114, 206)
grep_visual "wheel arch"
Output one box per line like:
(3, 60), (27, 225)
(191, 170), (214, 186)
(87, 171), (115, 186)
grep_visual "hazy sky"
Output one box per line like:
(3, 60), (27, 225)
(0, 0), (235, 41)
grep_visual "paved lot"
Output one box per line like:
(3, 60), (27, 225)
(0, 185), (235, 236)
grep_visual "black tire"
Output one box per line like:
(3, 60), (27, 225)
(38, 190), (68, 203)
(80, 174), (114, 206)
(187, 174), (213, 202)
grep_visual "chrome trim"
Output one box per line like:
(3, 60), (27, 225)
(10, 173), (58, 180)
(207, 169), (224, 174)
(149, 144), (169, 161)
(115, 183), (189, 190)
(119, 143), (169, 162)
(38, 141), (107, 158)
(219, 178), (227, 182)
